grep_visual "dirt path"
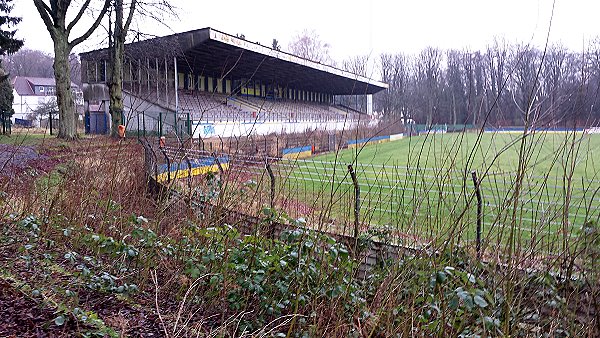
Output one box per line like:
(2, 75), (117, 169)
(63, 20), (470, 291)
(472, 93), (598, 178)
(0, 144), (50, 176)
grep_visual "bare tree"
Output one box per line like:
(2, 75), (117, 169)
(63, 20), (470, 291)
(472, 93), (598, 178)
(378, 53), (412, 123)
(484, 39), (508, 125)
(445, 50), (466, 125)
(415, 47), (442, 125)
(271, 38), (280, 51)
(342, 55), (369, 77)
(30, 96), (58, 126)
(288, 29), (335, 66)
(462, 51), (487, 126)
(2, 48), (54, 78)
(108, 0), (136, 137)
(511, 44), (541, 124)
(539, 44), (571, 123)
(373, 40), (600, 128)
(106, 0), (176, 137)
(585, 38), (600, 122)
(33, 0), (110, 140)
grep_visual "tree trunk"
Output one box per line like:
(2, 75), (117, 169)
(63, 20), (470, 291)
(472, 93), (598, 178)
(53, 33), (77, 139)
(109, 0), (130, 137)
(33, 0), (111, 140)
(452, 92), (457, 125)
(426, 98), (433, 126)
(109, 39), (124, 137)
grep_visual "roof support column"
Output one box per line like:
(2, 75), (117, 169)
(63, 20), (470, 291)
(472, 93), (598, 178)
(138, 59), (141, 95)
(128, 59), (132, 91)
(147, 58), (150, 93)
(164, 58), (168, 106)
(174, 56), (179, 114)
(155, 58), (160, 105)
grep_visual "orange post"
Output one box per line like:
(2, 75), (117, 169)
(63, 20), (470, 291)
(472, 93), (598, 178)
(117, 124), (126, 138)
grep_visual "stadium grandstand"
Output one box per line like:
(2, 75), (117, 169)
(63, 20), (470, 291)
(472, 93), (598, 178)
(80, 27), (388, 138)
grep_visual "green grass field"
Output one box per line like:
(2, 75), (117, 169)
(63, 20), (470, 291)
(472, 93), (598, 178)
(276, 131), (600, 252)
(0, 132), (53, 146)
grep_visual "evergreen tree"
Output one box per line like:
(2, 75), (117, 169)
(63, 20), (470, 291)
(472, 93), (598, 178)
(0, 0), (23, 56)
(0, 62), (13, 133)
(0, 0), (21, 133)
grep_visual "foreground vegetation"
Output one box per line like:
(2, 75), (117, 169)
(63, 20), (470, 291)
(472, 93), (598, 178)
(0, 136), (598, 336)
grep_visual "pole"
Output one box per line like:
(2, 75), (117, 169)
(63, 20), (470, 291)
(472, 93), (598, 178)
(348, 164), (360, 250)
(211, 152), (225, 175)
(266, 159), (275, 209)
(266, 158), (276, 239)
(49, 109), (53, 135)
(471, 170), (483, 260)
(187, 112), (191, 137)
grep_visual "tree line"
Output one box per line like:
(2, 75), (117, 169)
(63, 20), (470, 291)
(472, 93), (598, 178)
(2, 48), (82, 85)
(372, 40), (600, 128)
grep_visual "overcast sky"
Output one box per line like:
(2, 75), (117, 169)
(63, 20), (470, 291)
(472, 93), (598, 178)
(12, 0), (600, 66)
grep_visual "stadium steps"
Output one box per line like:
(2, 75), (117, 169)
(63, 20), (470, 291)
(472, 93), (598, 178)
(227, 96), (264, 113)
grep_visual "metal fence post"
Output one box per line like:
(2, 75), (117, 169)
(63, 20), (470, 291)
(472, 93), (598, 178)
(266, 159), (275, 209)
(265, 158), (277, 238)
(184, 154), (193, 195)
(160, 147), (171, 184)
(348, 164), (360, 249)
(471, 170), (483, 260)
(49, 109), (53, 135)
(211, 152), (225, 175)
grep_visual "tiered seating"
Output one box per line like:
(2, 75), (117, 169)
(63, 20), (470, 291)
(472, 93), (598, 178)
(234, 96), (364, 122)
(127, 88), (367, 123)
(177, 91), (247, 122)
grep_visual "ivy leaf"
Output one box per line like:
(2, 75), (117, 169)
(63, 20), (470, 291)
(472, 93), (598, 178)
(54, 315), (66, 326)
(436, 271), (447, 284)
(474, 295), (488, 308)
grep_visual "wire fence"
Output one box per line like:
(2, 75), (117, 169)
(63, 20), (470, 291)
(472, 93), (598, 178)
(140, 140), (600, 260)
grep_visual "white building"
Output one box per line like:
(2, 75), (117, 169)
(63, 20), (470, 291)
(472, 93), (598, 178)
(11, 76), (83, 127)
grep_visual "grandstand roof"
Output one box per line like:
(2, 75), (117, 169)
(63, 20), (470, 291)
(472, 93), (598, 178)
(80, 27), (387, 95)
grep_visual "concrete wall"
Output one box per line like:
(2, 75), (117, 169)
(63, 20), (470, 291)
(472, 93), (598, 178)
(192, 120), (358, 139)
(390, 133), (403, 141)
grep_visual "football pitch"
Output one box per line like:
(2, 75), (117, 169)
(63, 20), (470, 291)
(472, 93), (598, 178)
(278, 131), (600, 252)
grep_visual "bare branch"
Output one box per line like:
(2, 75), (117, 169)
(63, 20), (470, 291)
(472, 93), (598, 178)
(69, 0), (111, 48)
(32, 0), (56, 37)
(66, 0), (93, 34)
(123, 0), (137, 34)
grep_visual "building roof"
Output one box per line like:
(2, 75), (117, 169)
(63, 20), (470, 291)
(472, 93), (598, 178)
(80, 27), (388, 95)
(12, 76), (80, 96)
